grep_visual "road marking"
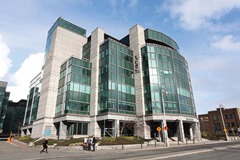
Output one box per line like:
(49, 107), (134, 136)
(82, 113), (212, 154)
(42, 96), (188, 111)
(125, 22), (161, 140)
(116, 149), (213, 160)
(145, 149), (213, 160)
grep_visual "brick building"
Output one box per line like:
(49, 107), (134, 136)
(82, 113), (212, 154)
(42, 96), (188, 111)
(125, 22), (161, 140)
(199, 107), (240, 138)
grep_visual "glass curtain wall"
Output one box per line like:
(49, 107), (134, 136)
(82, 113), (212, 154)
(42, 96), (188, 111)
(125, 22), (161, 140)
(98, 38), (136, 114)
(55, 57), (92, 116)
(0, 84), (9, 132)
(67, 122), (88, 136)
(142, 43), (195, 116)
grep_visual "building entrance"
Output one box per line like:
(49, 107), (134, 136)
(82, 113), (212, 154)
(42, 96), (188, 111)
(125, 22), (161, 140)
(150, 121), (162, 138)
(183, 122), (191, 139)
(167, 122), (178, 137)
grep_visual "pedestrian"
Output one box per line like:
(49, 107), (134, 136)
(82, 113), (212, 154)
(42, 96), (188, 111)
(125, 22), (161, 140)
(87, 137), (92, 151)
(92, 137), (97, 151)
(40, 138), (48, 153)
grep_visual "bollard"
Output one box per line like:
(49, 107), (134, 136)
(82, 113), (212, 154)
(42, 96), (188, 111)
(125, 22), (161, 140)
(166, 137), (168, 147)
(122, 144), (124, 150)
(141, 142), (143, 149)
(7, 137), (11, 143)
(193, 138), (195, 144)
(186, 139), (188, 145)
(155, 140), (157, 147)
(178, 137), (179, 146)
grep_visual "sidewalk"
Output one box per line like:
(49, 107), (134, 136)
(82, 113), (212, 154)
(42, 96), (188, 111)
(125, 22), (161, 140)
(0, 138), (237, 160)
(1, 139), (238, 160)
(52, 139), (222, 151)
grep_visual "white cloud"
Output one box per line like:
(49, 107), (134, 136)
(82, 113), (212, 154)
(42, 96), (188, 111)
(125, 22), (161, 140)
(211, 34), (240, 51)
(109, 0), (138, 15)
(127, 0), (138, 7)
(8, 52), (44, 102)
(109, 0), (117, 15)
(189, 54), (240, 114)
(162, 0), (240, 30)
(0, 37), (12, 79)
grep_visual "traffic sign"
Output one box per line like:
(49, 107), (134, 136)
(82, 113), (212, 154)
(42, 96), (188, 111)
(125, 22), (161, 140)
(156, 127), (161, 132)
(164, 126), (168, 130)
(223, 128), (227, 132)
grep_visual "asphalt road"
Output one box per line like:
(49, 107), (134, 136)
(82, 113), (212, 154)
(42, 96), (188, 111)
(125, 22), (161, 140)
(1, 140), (240, 160)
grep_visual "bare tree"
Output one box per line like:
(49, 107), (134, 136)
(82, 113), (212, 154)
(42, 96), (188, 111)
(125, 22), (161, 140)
(120, 114), (144, 138)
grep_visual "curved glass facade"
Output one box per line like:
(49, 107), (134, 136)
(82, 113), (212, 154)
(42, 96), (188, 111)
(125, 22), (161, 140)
(142, 31), (195, 116)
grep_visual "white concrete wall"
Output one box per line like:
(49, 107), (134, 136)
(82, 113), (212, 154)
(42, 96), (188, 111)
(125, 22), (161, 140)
(89, 28), (104, 137)
(32, 26), (87, 138)
(129, 25), (151, 139)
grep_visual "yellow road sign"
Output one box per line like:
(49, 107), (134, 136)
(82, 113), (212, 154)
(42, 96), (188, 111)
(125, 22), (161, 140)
(156, 127), (161, 132)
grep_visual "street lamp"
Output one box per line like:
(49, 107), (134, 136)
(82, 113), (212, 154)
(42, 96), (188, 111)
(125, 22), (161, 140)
(219, 104), (229, 141)
(161, 85), (169, 146)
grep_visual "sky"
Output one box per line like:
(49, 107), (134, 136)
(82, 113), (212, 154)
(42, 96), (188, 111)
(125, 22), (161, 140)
(0, 0), (240, 114)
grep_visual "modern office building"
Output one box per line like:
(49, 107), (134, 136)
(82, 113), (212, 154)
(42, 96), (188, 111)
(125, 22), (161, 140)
(0, 81), (10, 133)
(2, 99), (27, 135)
(22, 72), (42, 135)
(22, 17), (201, 143)
(199, 107), (240, 139)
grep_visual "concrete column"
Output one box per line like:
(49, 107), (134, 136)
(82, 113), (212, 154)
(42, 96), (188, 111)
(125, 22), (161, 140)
(88, 28), (104, 138)
(134, 117), (151, 139)
(21, 130), (26, 136)
(52, 124), (57, 138)
(144, 120), (151, 139)
(59, 121), (67, 139)
(89, 116), (101, 137)
(192, 122), (201, 141)
(27, 129), (31, 136)
(189, 125), (193, 140)
(161, 119), (169, 145)
(112, 120), (120, 137)
(179, 120), (186, 143)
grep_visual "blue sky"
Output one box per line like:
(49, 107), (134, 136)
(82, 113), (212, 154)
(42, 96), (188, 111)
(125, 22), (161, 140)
(0, 0), (240, 114)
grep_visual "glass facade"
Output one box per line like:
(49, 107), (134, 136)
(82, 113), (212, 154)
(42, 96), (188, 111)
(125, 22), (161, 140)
(98, 38), (136, 114)
(24, 87), (40, 125)
(0, 82), (10, 133)
(3, 100), (26, 134)
(82, 41), (91, 60)
(23, 73), (41, 126)
(67, 122), (88, 136)
(142, 29), (195, 116)
(55, 57), (92, 116)
(145, 29), (179, 50)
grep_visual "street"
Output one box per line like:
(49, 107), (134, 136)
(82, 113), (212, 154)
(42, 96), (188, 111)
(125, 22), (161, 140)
(1, 140), (240, 160)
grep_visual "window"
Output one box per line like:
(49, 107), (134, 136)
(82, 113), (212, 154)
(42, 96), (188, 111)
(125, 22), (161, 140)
(231, 122), (235, 127)
(213, 115), (218, 121)
(229, 114), (233, 119)
(227, 122), (231, 127)
(67, 123), (88, 135)
(214, 123), (221, 133)
(225, 114), (229, 119)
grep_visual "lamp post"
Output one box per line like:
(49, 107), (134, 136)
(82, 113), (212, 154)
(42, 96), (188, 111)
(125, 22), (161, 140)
(219, 104), (229, 141)
(161, 85), (169, 146)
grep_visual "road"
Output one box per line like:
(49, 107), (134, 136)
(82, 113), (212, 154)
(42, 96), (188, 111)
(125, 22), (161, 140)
(1, 140), (240, 160)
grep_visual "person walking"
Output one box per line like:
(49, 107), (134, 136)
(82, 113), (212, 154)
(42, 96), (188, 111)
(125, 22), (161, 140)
(92, 137), (97, 151)
(87, 137), (92, 151)
(40, 138), (48, 153)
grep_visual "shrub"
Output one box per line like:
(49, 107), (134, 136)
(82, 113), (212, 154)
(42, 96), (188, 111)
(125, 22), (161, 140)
(34, 138), (84, 146)
(18, 136), (34, 143)
(99, 136), (142, 146)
